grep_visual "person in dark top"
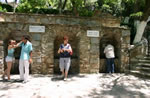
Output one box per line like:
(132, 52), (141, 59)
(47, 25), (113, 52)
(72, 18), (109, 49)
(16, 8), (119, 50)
(58, 36), (72, 81)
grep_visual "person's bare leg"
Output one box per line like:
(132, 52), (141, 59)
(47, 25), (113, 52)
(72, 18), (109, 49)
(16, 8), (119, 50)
(6, 62), (12, 80)
(65, 70), (68, 79)
(61, 70), (65, 77)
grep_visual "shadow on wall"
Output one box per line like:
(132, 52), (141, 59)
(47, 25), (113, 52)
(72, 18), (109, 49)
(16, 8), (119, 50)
(54, 35), (80, 74)
(99, 34), (121, 73)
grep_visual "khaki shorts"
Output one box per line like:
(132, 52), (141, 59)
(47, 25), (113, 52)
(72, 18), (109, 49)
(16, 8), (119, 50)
(59, 58), (71, 72)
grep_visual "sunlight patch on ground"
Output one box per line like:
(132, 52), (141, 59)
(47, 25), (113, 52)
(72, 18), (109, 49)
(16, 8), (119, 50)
(0, 74), (150, 98)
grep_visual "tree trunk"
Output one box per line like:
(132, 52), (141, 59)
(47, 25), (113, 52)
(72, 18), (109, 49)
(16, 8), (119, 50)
(15, 0), (17, 3)
(142, 0), (150, 21)
(71, 0), (75, 11)
(58, 0), (62, 14)
(70, 0), (79, 16)
(133, 0), (150, 44)
(84, 0), (86, 6)
(133, 21), (147, 44)
(133, 0), (140, 13)
(5, 0), (8, 3)
(62, 0), (68, 10)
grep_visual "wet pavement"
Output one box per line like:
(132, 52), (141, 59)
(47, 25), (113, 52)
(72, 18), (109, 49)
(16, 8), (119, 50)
(0, 73), (150, 98)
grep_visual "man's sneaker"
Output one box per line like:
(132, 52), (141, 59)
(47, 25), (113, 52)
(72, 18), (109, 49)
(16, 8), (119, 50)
(7, 80), (14, 82)
(64, 78), (67, 81)
(23, 80), (29, 84)
(15, 79), (24, 82)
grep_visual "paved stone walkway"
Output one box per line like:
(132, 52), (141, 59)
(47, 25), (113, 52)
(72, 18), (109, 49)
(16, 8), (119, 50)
(0, 74), (150, 98)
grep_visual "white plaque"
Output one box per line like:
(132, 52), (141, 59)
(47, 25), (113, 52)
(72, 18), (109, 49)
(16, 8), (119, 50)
(37, 57), (41, 63)
(87, 30), (99, 37)
(29, 26), (45, 33)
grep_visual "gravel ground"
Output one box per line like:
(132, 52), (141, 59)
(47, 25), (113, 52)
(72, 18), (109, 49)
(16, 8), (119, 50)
(0, 73), (150, 98)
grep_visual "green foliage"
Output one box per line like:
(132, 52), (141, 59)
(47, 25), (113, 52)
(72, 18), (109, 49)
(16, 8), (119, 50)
(101, 4), (112, 13)
(32, 8), (59, 14)
(16, 0), (48, 13)
(130, 12), (143, 18)
(16, 1), (32, 13)
(0, 0), (147, 18)
(20, 0), (47, 8)
(97, 0), (123, 16)
(97, 0), (146, 17)
(73, 0), (83, 8)
(0, 6), (3, 12)
(47, 0), (59, 9)
(0, 2), (13, 12)
(0, 5), (3, 12)
(78, 8), (94, 17)
(121, 0), (145, 17)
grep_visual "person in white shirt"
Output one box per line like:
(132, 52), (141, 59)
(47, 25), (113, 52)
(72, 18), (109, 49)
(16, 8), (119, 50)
(104, 44), (115, 73)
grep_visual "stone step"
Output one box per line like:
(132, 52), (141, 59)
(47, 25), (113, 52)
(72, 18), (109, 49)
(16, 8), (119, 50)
(129, 70), (150, 78)
(135, 66), (150, 72)
(131, 63), (150, 68)
(146, 54), (150, 57)
(141, 63), (150, 68)
(130, 59), (150, 64)
(143, 56), (150, 60)
(138, 59), (150, 63)
(131, 57), (150, 61)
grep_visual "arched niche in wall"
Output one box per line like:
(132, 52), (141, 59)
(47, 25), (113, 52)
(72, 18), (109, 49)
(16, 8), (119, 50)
(99, 32), (121, 73)
(54, 34), (80, 74)
(3, 32), (32, 74)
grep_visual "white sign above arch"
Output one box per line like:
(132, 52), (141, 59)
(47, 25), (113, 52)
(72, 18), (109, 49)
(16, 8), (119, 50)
(87, 30), (99, 37)
(29, 26), (45, 33)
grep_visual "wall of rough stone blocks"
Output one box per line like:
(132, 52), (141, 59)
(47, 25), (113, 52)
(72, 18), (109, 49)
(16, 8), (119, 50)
(120, 29), (131, 72)
(0, 12), (130, 74)
(0, 40), (4, 74)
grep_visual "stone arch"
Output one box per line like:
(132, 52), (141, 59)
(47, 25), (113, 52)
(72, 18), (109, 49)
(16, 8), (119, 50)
(3, 32), (20, 74)
(2, 31), (32, 74)
(99, 28), (121, 73)
(53, 28), (80, 74)
(100, 34), (120, 58)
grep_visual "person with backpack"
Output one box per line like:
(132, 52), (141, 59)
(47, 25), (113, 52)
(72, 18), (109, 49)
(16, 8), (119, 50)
(58, 36), (72, 81)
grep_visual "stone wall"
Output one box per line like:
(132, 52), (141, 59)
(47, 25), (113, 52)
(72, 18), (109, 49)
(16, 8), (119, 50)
(99, 27), (130, 72)
(0, 12), (130, 74)
(100, 27), (121, 72)
(0, 40), (4, 74)
(120, 29), (131, 72)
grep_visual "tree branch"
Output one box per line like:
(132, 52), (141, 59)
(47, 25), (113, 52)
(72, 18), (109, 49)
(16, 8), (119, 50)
(142, 0), (150, 21)
(62, 0), (68, 10)
(5, 0), (8, 3)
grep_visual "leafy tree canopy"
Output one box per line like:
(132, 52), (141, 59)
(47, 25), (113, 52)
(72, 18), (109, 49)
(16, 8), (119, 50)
(0, 0), (149, 18)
